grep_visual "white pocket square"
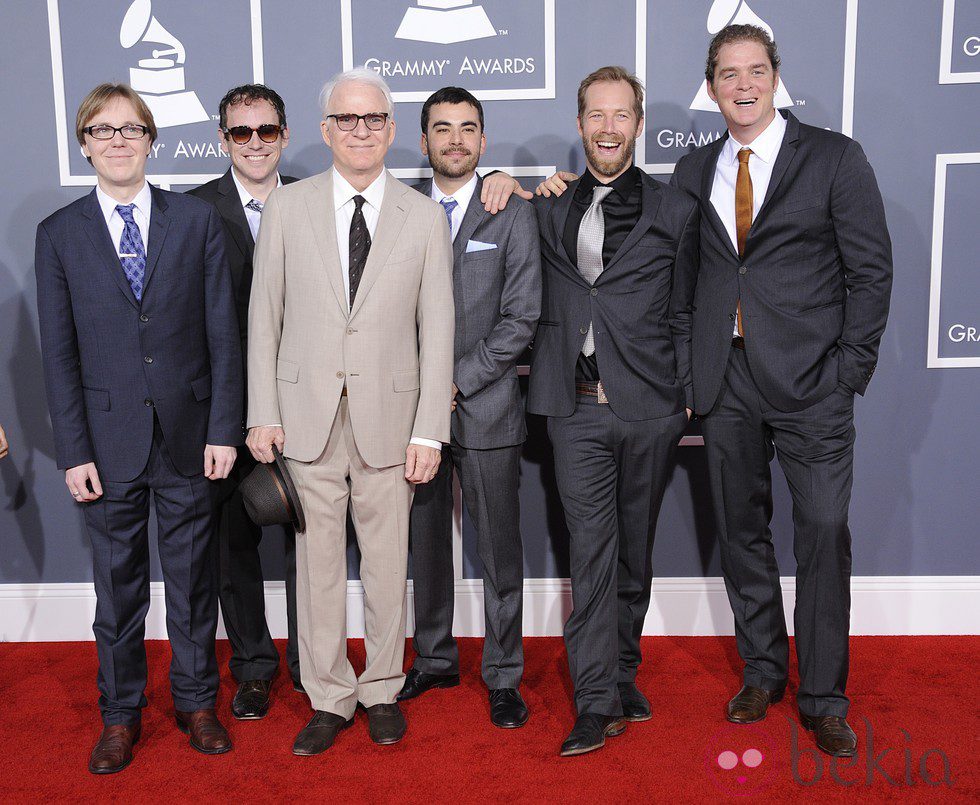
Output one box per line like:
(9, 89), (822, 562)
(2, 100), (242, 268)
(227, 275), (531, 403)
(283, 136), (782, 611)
(465, 240), (497, 253)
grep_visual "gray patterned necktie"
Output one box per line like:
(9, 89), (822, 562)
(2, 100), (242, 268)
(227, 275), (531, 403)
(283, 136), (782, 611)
(576, 185), (613, 356)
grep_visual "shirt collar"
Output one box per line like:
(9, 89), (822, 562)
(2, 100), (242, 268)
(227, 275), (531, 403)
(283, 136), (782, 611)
(577, 164), (639, 203)
(430, 171), (478, 214)
(231, 168), (282, 208)
(723, 110), (787, 165)
(96, 181), (152, 223)
(333, 167), (387, 212)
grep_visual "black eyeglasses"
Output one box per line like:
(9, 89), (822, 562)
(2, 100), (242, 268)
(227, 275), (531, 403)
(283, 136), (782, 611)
(325, 113), (390, 132)
(83, 124), (150, 140)
(222, 124), (285, 145)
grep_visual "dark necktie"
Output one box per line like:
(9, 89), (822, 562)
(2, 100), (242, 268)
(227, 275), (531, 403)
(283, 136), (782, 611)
(115, 204), (146, 302)
(245, 199), (264, 213)
(735, 148), (753, 338)
(348, 195), (371, 307)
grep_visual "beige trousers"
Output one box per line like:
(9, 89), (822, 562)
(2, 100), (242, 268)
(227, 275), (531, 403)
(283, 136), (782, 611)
(288, 398), (413, 718)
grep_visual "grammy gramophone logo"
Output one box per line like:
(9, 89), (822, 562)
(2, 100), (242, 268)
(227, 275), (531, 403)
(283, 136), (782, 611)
(395, 0), (497, 45)
(119, 0), (209, 128)
(690, 0), (794, 112)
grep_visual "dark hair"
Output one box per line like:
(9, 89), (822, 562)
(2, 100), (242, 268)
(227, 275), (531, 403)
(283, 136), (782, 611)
(218, 84), (287, 130)
(420, 86), (485, 134)
(576, 66), (645, 121)
(705, 24), (781, 83)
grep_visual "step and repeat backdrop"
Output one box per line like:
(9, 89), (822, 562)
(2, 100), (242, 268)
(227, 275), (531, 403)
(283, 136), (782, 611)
(0, 1), (977, 591)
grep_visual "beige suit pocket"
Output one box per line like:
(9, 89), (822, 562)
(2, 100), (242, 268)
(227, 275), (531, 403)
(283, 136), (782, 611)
(392, 369), (420, 392)
(277, 359), (299, 383)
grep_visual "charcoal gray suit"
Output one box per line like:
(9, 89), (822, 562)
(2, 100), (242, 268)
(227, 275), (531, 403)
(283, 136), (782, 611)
(670, 110), (892, 718)
(408, 175), (540, 689)
(529, 167), (699, 716)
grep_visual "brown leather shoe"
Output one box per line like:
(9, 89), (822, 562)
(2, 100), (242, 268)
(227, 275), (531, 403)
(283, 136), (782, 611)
(726, 685), (784, 724)
(175, 708), (232, 755)
(88, 723), (140, 774)
(800, 713), (858, 757)
(364, 702), (407, 745)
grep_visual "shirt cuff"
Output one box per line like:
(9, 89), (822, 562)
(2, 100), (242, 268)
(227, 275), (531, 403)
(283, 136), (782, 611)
(410, 437), (443, 450)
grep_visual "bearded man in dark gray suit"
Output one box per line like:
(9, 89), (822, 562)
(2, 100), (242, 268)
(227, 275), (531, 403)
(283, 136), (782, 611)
(397, 87), (541, 730)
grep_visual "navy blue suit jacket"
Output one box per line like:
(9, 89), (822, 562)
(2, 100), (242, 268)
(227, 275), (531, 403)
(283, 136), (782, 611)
(35, 185), (243, 482)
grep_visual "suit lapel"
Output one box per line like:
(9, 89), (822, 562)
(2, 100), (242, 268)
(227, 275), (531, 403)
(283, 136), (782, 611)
(602, 173), (663, 274)
(754, 111), (800, 226)
(141, 185), (170, 297)
(349, 172), (409, 319)
(551, 179), (579, 268)
(81, 190), (139, 309)
(699, 134), (739, 261)
(215, 169), (254, 260)
(305, 171), (348, 315)
(453, 176), (489, 267)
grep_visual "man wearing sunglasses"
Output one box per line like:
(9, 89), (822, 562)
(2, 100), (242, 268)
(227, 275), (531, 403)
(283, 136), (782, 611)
(247, 68), (454, 754)
(188, 84), (302, 723)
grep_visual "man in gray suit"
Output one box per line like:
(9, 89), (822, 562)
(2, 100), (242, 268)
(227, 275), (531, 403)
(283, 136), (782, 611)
(670, 26), (892, 757)
(397, 87), (541, 729)
(486, 67), (699, 756)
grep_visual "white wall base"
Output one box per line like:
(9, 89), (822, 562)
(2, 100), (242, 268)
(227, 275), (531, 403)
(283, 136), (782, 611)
(2, 577), (977, 642)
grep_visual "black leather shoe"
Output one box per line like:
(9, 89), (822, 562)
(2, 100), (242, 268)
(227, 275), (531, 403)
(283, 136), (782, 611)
(396, 668), (460, 701)
(292, 711), (352, 756)
(559, 713), (626, 757)
(726, 685), (784, 724)
(617, 681), (651, 722)
(231, 679), (272, 720)
(800, 713), (858, 757)
(489, 688), (529, 728)
(364, 703), (407, 745)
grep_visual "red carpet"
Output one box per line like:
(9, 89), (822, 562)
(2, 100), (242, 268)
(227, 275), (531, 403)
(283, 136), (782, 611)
(0, 636), (976, 802)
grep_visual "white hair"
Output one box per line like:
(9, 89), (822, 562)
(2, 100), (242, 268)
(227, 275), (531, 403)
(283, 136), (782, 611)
(318, 67), (395, 119)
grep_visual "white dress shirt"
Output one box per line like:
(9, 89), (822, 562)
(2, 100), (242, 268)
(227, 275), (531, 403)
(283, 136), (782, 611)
(96, 181), (152, 256)
(332, 167), (441, 451)
(710, 111), (787, 335)
(430, 172), (478, 241)
(231, 169), (283, 241)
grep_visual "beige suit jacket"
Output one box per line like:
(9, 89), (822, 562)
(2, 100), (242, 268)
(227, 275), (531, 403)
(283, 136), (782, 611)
(247, 169), (454, 468)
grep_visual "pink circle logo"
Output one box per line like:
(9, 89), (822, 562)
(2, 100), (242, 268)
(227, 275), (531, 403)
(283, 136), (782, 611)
(704, 724), (778, 796)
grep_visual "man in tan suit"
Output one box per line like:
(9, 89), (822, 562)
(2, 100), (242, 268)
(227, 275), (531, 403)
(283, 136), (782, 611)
(246, 67), (454, 755)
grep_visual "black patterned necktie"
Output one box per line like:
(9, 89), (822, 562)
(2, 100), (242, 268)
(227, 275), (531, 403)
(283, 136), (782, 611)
(349, 195), (371, 307)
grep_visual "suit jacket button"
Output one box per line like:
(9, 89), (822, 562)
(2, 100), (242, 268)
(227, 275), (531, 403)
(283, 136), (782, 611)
(739, 265), (747, 275)
(579, 326), (588, 335)
(336, 371), (345, 379)
(144, 356), (153, 364)
(139, 314), (149, 322)
(729, 313), (736, 321)
(590, 288), (598, 297)
(144, 398), (153, 407)
(347, 328), (354, 335)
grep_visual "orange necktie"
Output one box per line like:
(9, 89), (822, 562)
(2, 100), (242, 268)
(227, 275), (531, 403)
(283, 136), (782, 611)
(735, 148), (753, 337)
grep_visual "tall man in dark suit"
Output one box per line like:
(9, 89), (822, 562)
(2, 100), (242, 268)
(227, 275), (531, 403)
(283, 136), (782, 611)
(396, 87), (540, 729)
(670, 25), (893, 757)
(35, 84), (243, 773)
(188, 84), (302, 721)
(526, 67), (698, 757)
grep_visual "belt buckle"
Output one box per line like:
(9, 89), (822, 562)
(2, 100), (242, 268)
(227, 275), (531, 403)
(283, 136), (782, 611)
(596, 380), (609, 404)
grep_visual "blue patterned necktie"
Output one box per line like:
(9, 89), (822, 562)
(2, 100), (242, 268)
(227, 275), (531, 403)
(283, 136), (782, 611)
(440, 197), (458, 239)
(245, 199), (263, 213)
(115, 204), (146, 301)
